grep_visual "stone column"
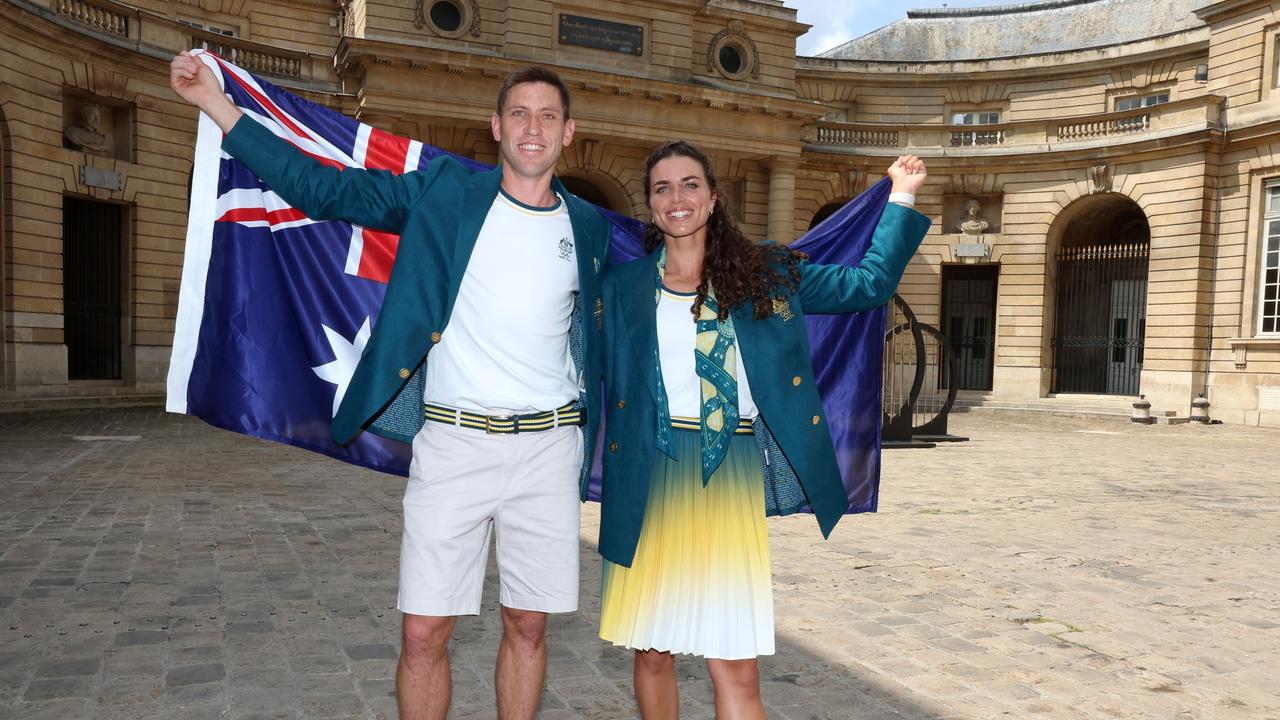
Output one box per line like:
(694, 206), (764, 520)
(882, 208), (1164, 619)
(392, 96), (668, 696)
(766, 157), (800, 243)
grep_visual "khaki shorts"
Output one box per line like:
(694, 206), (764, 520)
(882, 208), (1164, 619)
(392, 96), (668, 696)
(397, 421), (584, 616)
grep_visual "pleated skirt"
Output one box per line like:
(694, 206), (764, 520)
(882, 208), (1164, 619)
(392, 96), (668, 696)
(598, 427), (774, 660)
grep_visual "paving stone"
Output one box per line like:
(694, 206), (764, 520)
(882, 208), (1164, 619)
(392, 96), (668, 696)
(165, 663), (226, 687)
(35, 657), (101, 677)
(344, 643), (397, 661)
(112, 630), (168, 647)
(22, 676), (95, 701)
(94, 677), (164, 706)
(7, 698), (96, 720)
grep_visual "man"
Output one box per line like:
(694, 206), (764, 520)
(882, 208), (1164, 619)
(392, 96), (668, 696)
(170, 52), (610, 720)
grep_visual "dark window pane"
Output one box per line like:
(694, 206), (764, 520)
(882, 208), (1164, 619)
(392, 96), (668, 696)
(719, 45), (743, 74)
(430, 1), (462, 31)
(1112, 318), (1128, 363)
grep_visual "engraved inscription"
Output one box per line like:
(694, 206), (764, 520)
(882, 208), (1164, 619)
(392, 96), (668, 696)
(558, 14), (643, 56)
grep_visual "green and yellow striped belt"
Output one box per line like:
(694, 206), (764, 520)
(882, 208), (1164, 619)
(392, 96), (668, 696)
(423, 402), (584, 434)
(670, 416), (755, 435)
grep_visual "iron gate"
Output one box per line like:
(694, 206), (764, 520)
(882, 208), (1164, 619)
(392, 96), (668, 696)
(1051, 242), (1148, 395)
(64, 197), (124, 380)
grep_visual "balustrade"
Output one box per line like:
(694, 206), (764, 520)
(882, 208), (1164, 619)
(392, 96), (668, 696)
(56, 0), (129, 37)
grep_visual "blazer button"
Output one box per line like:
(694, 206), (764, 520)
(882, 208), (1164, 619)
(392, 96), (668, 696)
(616, 400), (625, 409)
(399, 368), (410, 379)
(792, 376), (802, 386)
(811, 415), (821, 425)
(609, 441), (619, 453)
(430, 331), (442, 343)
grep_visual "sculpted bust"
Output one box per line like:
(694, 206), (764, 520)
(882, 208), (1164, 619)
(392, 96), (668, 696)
(64, 102), (111, 156)
(958, 198), (989, 236)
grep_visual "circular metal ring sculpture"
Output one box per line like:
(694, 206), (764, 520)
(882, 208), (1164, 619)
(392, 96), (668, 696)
(881, 295), (924, 443)
(881, 295), (963, 445)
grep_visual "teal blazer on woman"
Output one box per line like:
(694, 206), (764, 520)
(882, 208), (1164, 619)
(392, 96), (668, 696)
(597, 202), (930, 567)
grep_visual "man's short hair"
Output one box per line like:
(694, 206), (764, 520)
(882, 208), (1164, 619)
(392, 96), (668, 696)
(496, 66), (571, 119)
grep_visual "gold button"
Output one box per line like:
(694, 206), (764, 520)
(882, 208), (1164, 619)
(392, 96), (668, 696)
(609, 441), (619, 453)
(430, 331), (442, 343)
(616, 400), (625, 409)
(792, 376), (802, 386)
(399, 368), (410, 379)
(811, 415), (820, 425)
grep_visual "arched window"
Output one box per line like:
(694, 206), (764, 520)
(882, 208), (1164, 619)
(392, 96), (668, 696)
(559, 174), (631, 216)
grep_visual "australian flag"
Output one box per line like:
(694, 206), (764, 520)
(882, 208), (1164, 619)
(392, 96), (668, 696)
(167, 51), (894, 513)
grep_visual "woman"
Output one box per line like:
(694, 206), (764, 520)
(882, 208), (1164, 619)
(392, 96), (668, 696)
(596, 140), (930, 719)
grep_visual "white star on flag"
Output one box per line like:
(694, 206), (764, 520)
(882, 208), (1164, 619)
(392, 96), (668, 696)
(311, 318), (372, 417)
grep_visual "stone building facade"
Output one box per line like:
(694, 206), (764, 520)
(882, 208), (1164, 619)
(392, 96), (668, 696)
(1, 0), (1279, 426)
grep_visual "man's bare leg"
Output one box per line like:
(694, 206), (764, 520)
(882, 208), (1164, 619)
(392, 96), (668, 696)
(397, 613), (457, 720)
(495, 605), (548, 719)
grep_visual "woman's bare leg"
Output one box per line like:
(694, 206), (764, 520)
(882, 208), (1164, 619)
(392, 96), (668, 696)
(633, 649), (679, 719)
(706, 658), (765, 720)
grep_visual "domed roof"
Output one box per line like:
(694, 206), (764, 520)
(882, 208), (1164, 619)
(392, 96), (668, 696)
(817, 0), (1204, 62)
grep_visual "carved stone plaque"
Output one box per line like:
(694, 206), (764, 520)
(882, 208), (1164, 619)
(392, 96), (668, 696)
(80, 165), (123, 191)
(558, 14), (643, 56)
(954, 242), (992, 259)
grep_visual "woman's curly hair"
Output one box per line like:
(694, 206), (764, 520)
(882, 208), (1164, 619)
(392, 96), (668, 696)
(643, 140), (805, 321)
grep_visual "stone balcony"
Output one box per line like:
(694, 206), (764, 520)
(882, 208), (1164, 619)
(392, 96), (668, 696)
(805, 95), (1224, 157)
(20, 0), (338, 88)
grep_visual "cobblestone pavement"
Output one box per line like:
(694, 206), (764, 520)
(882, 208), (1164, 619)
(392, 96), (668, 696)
(0, 409), (1277, 720)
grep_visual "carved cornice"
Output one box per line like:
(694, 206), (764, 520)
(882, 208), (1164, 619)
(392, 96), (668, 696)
(1195, 0), (1273, 23)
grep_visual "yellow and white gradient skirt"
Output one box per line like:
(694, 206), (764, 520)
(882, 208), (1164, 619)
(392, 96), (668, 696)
(599, 424), (774, 660)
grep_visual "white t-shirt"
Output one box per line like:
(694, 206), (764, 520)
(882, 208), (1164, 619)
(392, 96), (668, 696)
(423, 189), (579, 413)
(656, 286), (758, 419)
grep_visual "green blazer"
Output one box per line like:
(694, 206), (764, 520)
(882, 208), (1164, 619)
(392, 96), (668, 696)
(222, 118), (613, 491)
(597, 202), (930, 567)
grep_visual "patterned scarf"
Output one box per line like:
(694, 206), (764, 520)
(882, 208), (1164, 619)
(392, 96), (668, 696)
(653, 247), (740, 484)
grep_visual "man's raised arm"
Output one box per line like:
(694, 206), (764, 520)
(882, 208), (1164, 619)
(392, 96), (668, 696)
(170, 51), (437, 233)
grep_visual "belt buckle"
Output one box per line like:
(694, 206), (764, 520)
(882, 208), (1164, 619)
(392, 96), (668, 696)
(485, 414), (513, 435)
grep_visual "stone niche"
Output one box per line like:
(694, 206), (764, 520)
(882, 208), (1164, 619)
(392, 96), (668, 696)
(943, 193), (1002, 235)
(62, 92), (132, 161)
(942, 193), (1003, 263)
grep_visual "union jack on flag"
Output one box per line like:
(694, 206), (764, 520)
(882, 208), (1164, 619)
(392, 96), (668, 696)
(167, 51), (895, 515)
(166, 50), (494, 474)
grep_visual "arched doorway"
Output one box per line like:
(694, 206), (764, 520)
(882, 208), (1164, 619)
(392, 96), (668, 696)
(1049, 194), (1150, 395)
(560, 173), (631, 216)
(809, 200), (846, 230)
